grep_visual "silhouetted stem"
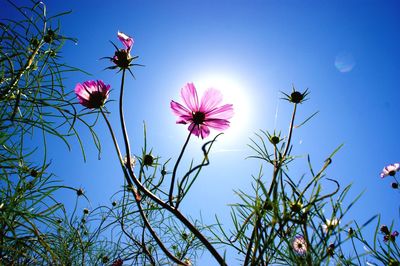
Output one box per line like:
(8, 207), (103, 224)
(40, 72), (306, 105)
(101, 75), (185, 265)
(169, 130), (192, 205)
(116, 70), (225, 265)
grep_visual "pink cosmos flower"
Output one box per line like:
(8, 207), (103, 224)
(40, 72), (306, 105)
(75, 80), (110, 109)
(117, 31), (134, 53)
(292, 235), (307, 256)
(112, 31), (135, 69)
(383, 230), (399, 242)
(380, 163), (400, 178)
(170, 83), (234, 139)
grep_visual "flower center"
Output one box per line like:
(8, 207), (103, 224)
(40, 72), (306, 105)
(89, 91), (107, 108)
(389, 170), (396, 176)
(113, 49), (132, 69)
(192, 111), (205, 125)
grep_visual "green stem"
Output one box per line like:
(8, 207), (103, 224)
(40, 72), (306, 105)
(244, 103), (298, 265)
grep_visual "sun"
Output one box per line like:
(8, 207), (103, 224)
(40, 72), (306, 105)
(193, 73), (253, 143)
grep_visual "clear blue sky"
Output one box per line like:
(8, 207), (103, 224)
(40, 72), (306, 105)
(4, 0), (400, 264)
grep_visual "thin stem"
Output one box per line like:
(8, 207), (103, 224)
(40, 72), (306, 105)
(169, 131), (192, 205)
(244, 103), (298, 266)
(100, 109), (124, 165)
(125, 158), (227, 265)
(101, 108), (183, 264)
(115, 71), (190, 265)
(134, 195), (184, 265)
(282, 103), (297, 158)
(118, 69), (135, 169)
(115, 71), (225, 265)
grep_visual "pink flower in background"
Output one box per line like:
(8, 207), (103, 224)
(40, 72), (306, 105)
(117, 31), (134, 53)
(170, 83), (234, 139)
(75, 80), (110, 109)
(380, 163), (400, 178)
(292, 235), (307, 256)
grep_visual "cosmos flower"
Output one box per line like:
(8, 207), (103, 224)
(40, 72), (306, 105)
(112, 31), (135, 69)
(292, 235), (307, 256)
(322, 218), (340, 233)
(381, 225), (399, 243)
(170, 83), (234, 139)
(75, 80), (110, 109)
(380, 163), (400, 178)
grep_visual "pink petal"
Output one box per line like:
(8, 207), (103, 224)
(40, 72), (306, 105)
(206, 104), (234, 120)
(171, 101), (192, 124)
(117, 31), (134, 52)
(188, 123), (210, 139)
(188, 123), (201, 137)
(177, 118), (191, 124)
(181, 83), (199, 112)
(204, 119), (230, 131)
(199, 88), (223, 113)
(170, 100), (190, 117)
(75, 83), (90, 100)
(200, 125), (210, 139)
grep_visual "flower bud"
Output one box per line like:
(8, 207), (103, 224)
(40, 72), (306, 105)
(380, 225), (390, 235)
(327, 243), (335, 256)
(270, 135), (280, 145)
(76, 188), (85, 196)
(112, 50), (132, 69)
(290, 91), (304, 104)
(44, 29), (56, 43)
(290, 201), (303, 213)
(143, 154), (154, 166)
(30, 169), (39, 177)
(392, 182), (399, 189)
(102, 255), (109, 263)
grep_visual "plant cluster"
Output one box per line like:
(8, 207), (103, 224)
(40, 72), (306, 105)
(0, 1), (399, 265)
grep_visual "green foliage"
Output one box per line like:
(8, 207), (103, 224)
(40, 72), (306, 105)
(1, 1), (399, 265)
(0, 1), (101, 264)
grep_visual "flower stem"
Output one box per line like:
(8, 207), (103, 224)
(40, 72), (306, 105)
(116, 73), (225, 265)
(118, 69), (135, 170)
(169, 130), (192, 205)
(102, 96), (184, 264)
(125, 157), (227, 265)
(244, 103), (298, 265)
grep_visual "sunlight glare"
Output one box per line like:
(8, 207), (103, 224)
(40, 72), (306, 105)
(194, 73), (253, 144)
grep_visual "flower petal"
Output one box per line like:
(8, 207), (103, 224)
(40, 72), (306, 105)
(181, 83), (199, 111)
(171, 100), (191, 117)
(187, 123), (209, 138)
(117, 31), (134, 52)
(204, 119), (230, 131)
(199, 88), (223, 113)
(200, 125), (210, 139)
(188, 123), (200, 137)
(206, 104), (234, 120)
(75, 83), (90, 100)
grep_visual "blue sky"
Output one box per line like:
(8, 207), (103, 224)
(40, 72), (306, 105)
(4, 0), (400, 264)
